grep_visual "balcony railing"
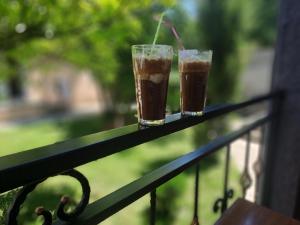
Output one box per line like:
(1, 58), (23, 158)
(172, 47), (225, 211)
(0, 91), (284, 225)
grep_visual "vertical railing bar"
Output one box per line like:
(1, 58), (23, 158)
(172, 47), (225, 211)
(194, 163), (200, 219)
(222, 144), (231, 213)
(191, 163), (200, 225)
(150, 189), (156, 225)
(254, 124), (266, 202)
(213, 144), (234, 215)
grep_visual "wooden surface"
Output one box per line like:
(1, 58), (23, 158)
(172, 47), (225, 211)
(214, 199), (300, 225)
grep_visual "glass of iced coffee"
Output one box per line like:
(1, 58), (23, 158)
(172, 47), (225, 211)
(179, 49), (212, 116)
(132, 45), (173, 126)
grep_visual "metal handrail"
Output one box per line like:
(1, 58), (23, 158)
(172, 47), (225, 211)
(1, 91), (285, 225)
(0, 92), (282, 193)
(53, 114), (272, 225)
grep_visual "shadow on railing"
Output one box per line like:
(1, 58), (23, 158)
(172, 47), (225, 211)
(0, 91), (284, 225)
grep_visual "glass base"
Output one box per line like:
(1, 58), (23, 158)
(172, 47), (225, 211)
(139, 118), (165, 126)
(181, 111), (204, 116)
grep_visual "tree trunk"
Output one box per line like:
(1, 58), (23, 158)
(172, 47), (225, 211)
(7, 57), (23, 99)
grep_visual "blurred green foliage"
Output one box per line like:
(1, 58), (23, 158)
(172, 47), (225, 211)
(0, 190), (18, 225)
(189, 0), (248, 146)
(154, 175), (187, 225)
(191, 0), (277, 146)
(0, 0), (176, 100)
(249, 0), (278, 46)
(200, 0), (245, 104)
(0, 0), (277, 103)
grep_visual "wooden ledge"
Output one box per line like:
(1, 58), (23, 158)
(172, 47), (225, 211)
(215, 198), (300, 225)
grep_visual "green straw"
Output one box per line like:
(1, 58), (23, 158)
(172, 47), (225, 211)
(151, 11), (166, 53)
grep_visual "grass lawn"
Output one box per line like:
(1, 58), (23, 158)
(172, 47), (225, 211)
(0, 115), (241, 225)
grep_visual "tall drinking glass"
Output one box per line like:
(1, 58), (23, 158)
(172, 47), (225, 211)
(132, 45), (173, 126)
(178, 49), (212, 116)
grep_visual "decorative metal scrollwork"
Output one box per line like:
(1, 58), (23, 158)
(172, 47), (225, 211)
(213, 145), (234, 214)
(240, 132), (253, 198)
(35, 207), (52, 225)
(253, 160), (262, 179)
(240, 170), (252, 197)
(213, 189), (234, 213)
(6, 169), (90, 225)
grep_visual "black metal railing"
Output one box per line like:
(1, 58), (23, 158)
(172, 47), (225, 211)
(0, 91), (284, 225)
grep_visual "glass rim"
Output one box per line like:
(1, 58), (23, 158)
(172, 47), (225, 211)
(178, 49), (213, 61)
(178, 49), (213, 53)
(132, 44), (173, 49)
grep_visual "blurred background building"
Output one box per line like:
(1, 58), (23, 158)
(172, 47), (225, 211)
(0, 60), (106, 123)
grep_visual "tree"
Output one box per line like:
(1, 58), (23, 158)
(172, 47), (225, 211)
(0, 0), (175, 103)
(192, 0), (251, 146)
(249, 0), (278, 46)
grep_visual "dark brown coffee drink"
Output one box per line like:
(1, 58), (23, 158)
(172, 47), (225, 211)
(133, 57), (172, 122)
(179, 61), (211, 114)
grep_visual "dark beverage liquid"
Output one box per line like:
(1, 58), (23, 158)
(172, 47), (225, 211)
(133, 57), (172, 121)
(179, 61), (211, 114)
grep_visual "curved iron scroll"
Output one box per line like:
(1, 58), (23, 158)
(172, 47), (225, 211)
(213, 145), (234, 214)
(213, 189), (234, 213)
(6, 169), (90, 225)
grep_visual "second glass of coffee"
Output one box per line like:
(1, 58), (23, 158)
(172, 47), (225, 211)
(132, 45), (173, 126)
(179, 49), (212, 116)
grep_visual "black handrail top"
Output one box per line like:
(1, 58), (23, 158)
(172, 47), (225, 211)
(0, 92), (281, 193)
